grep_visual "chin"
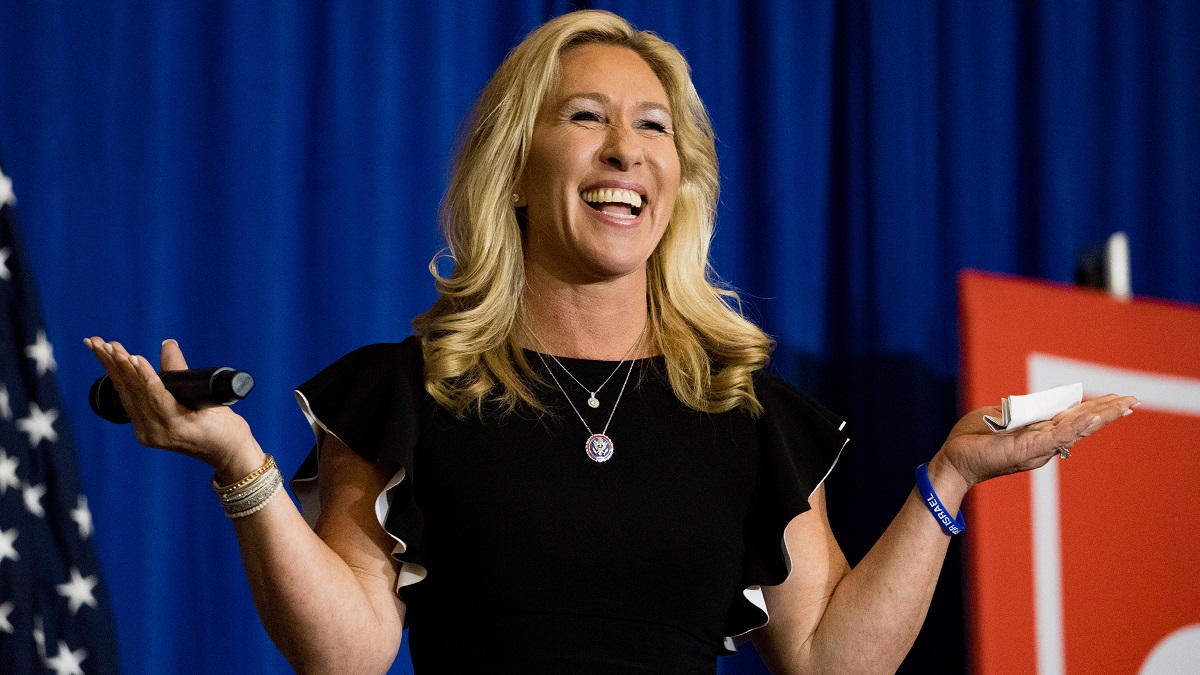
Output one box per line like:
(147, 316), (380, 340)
(582, 257), (650, 282)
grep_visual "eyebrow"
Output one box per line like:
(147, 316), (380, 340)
(561, 92), (672, 116)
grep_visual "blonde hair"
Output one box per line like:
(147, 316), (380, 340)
(413, 9), (773, 416)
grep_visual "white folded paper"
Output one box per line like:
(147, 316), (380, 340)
(983, 383), (1083, 432)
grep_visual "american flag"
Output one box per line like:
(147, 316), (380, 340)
(0, 159), (120, 673)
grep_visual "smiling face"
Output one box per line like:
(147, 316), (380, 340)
(517, 43), (682, 286)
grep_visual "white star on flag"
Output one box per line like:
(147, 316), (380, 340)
(44, 640), (87, 675)
(71, 496), (93, 539)
(0, 527), (18, 564)
(0, 168), (14, 206)
(26, 330), (56, 375)
(0, 448), (18, 494)
(56, 568), (98, 615)
(17, 402), (58, 446)
(23, 482), (46, 517)
(0, 600), (13, 634)
(33, 615), (46, 656)
(1, 155), (120, 671)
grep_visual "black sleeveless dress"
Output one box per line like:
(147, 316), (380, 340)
(291, 337), (847, 674)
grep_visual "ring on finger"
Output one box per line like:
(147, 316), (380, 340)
(1056, 445), (1071, 460)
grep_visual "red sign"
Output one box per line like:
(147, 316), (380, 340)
(959, 271), (1200, 675)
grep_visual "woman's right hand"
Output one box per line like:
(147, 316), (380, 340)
(85, 337), (261, 480)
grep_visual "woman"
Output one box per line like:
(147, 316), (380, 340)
(86, 10), (1137, 674)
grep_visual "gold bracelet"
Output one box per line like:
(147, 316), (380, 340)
(224, 469), (284, 518)
(212, 454), (276, 496)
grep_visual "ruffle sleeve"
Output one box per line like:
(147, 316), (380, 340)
(725, 371), (850, 647)
(288, 337), (428, 590)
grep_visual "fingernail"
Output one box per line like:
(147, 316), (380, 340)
(83, 338), (93, 349)
(1132, 400), (1142, 408)
(103, 343), (113, 354)
(1123, 409), (1133, 416)
(129, 355), (139, 366)
(162, 338), (176, 347)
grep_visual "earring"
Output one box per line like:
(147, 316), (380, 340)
(511, 193), (520, 204)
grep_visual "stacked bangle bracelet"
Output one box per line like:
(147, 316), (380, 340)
(212, 454), (283, 519)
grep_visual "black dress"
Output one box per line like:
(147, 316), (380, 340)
(291, 337), (847, 674)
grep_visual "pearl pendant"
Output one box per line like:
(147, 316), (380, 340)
(587, 395), (600, 408)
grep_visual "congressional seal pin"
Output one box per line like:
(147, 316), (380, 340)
(585, 433), (614, 463)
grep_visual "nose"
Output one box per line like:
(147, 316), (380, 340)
(600, 124), (643, 171)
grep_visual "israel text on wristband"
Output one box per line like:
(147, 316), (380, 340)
(914, 462), (966, 536)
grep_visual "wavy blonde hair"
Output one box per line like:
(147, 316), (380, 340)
(413, 9), (773, 417)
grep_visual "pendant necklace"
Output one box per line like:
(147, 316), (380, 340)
(526, 323), (646, 409)
(524, 321), (647, 462)
(535, 350), (637, 463)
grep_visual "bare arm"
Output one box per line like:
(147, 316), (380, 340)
(86, 337), (405, 674)
(753, 394), (1138, 674)
(231, 432), (406, 674)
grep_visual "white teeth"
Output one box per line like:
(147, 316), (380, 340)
(580, 188), (643, 209)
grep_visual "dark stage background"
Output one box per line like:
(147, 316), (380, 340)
(1, 1), (1196, 673)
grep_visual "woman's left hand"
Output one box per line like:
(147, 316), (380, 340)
(934, 393), (1139, 491)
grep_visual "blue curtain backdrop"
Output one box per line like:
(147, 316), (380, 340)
(1, 1), (1197, 672)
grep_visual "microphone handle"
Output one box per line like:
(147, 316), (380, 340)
(89, 367), (255, 424)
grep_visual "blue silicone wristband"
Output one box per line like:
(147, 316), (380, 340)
(915, 463), (966, 536)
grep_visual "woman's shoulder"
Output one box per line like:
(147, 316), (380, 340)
(300, 337), (424, 387)
(296, 336), (426, 421)
(753, 367), (839, 422)
(323, 336), (424, 368)
(294, 336), (426, 464)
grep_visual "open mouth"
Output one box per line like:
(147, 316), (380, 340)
(580, 187), (643, 218)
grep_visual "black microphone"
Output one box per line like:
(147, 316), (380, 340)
(89, 367), (255, 424)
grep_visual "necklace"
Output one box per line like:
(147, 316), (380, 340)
(526, 323), (646, 409)
(535, 350), (637, 463)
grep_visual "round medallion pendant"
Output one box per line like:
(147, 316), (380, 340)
(585, 433), (614, 463)
(587, 396), (600, 408)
